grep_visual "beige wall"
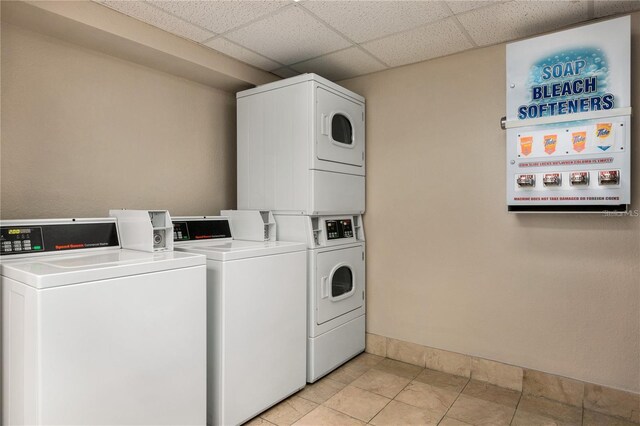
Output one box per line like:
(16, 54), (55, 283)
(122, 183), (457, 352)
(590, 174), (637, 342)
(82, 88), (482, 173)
(1, 23), (237, 219)
(340, 13), (640, 393)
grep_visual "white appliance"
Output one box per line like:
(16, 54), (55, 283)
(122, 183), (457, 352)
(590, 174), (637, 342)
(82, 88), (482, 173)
(1, 218), (207, 426)
(172, 216), (307, 426)
(236, 73), (366, 215)
(274, 214), (366, 382)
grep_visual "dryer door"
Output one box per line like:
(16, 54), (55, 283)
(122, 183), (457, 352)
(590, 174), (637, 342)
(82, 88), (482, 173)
(316, 87), (365, 169)
(316, 245), (364, 325)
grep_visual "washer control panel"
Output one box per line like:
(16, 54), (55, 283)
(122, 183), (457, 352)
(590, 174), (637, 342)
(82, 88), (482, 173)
(325, 219), (353, 240)
(0, 221), (119, 256)
(0, 227), (43, 254)
(172, 218), (232, 242)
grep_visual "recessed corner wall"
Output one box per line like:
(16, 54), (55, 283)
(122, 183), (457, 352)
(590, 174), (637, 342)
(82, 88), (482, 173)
(339, 12), (640, 393)
(1, 23), (237, 218)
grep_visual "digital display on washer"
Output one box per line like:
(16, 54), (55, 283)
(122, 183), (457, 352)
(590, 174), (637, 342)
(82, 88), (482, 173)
(172, 220), (232, 241)
(325, 219), (353, 240)
(173, 222), (190, 241)
(0, 222), (119, 256)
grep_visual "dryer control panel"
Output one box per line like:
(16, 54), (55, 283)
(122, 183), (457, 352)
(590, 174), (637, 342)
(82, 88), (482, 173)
(325, 219), (353, 240)
(316, 215), (363, 247)
(273, 214), (364, 249)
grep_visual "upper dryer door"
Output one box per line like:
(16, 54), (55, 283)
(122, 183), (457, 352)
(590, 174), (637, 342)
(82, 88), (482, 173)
(315, 86), (365, 172)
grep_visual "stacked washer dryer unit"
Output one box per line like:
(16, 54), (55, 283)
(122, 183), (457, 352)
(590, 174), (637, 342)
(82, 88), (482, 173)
(236, 73), (366, 382)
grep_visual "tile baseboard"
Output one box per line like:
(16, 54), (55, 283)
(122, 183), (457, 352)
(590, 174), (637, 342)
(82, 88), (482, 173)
(365, 332), (640, 423)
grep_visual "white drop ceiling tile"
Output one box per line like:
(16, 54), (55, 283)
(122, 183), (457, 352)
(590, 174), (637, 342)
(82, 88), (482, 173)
(225, 6), (352, 64)
(291, 47), (387, 81)
(594, 0), (640, 17)
(457, 0), (590, 46)
(148, 0), (289, 34)
(301, 1), (451, 43)
(99, 0), (215, 42)
(271, 67), (301, 78)
(446, 0), (505, 14)
(205, 37), (281, 71)
(361, 18), (473, 67)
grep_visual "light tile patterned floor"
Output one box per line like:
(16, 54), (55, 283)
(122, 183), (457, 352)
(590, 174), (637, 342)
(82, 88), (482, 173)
(245, 354), (638, 426)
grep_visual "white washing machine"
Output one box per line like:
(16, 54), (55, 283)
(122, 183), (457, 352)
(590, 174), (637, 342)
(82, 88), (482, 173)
(237, 73), (366, 215)
(172, 216), (307, 426)
(274, 214), (366, 382)
(1, 218), (207, 425)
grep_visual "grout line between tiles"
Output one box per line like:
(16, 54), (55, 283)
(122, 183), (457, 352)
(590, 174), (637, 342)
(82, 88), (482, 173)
(295, 393), (318, 404)
(322, 401), (379, 425)
(508, 392), (523, 425)
(437, 376), (470, 425)
(367, 388), (396, 425)
(258, 416), (276, 425)
(295, 377), (343, 405)
(325, 361), (402, 424)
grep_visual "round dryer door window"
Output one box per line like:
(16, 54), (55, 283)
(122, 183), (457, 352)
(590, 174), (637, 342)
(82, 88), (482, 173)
(332, 266), (353, 298)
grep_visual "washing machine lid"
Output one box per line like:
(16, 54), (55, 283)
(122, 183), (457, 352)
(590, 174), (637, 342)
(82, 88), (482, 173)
(1, 249), (205, 289)
(174, 240), (306, 261)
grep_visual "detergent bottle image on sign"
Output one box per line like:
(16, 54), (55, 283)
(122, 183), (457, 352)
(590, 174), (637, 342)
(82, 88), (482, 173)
(520, 136), (533, 156)
(572, 131), (586, 152)
(596, 123), (613, 151)
(544, 134), (557, 155)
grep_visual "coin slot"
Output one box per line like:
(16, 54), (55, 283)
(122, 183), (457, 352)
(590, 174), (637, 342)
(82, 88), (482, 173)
(598, 170), (620, 185)
(543, 173), (562, 187)
(517, 174), (536, 187)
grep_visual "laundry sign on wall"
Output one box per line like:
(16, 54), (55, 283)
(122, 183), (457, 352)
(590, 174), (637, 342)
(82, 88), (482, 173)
(504, 16), (631, 213)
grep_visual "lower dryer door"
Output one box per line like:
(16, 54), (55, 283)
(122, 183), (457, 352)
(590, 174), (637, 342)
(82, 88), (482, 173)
(316, 245), (364, 325)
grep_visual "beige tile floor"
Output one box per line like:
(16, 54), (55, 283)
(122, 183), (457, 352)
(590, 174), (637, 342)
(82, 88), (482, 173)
(245, 354), (638, 426)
